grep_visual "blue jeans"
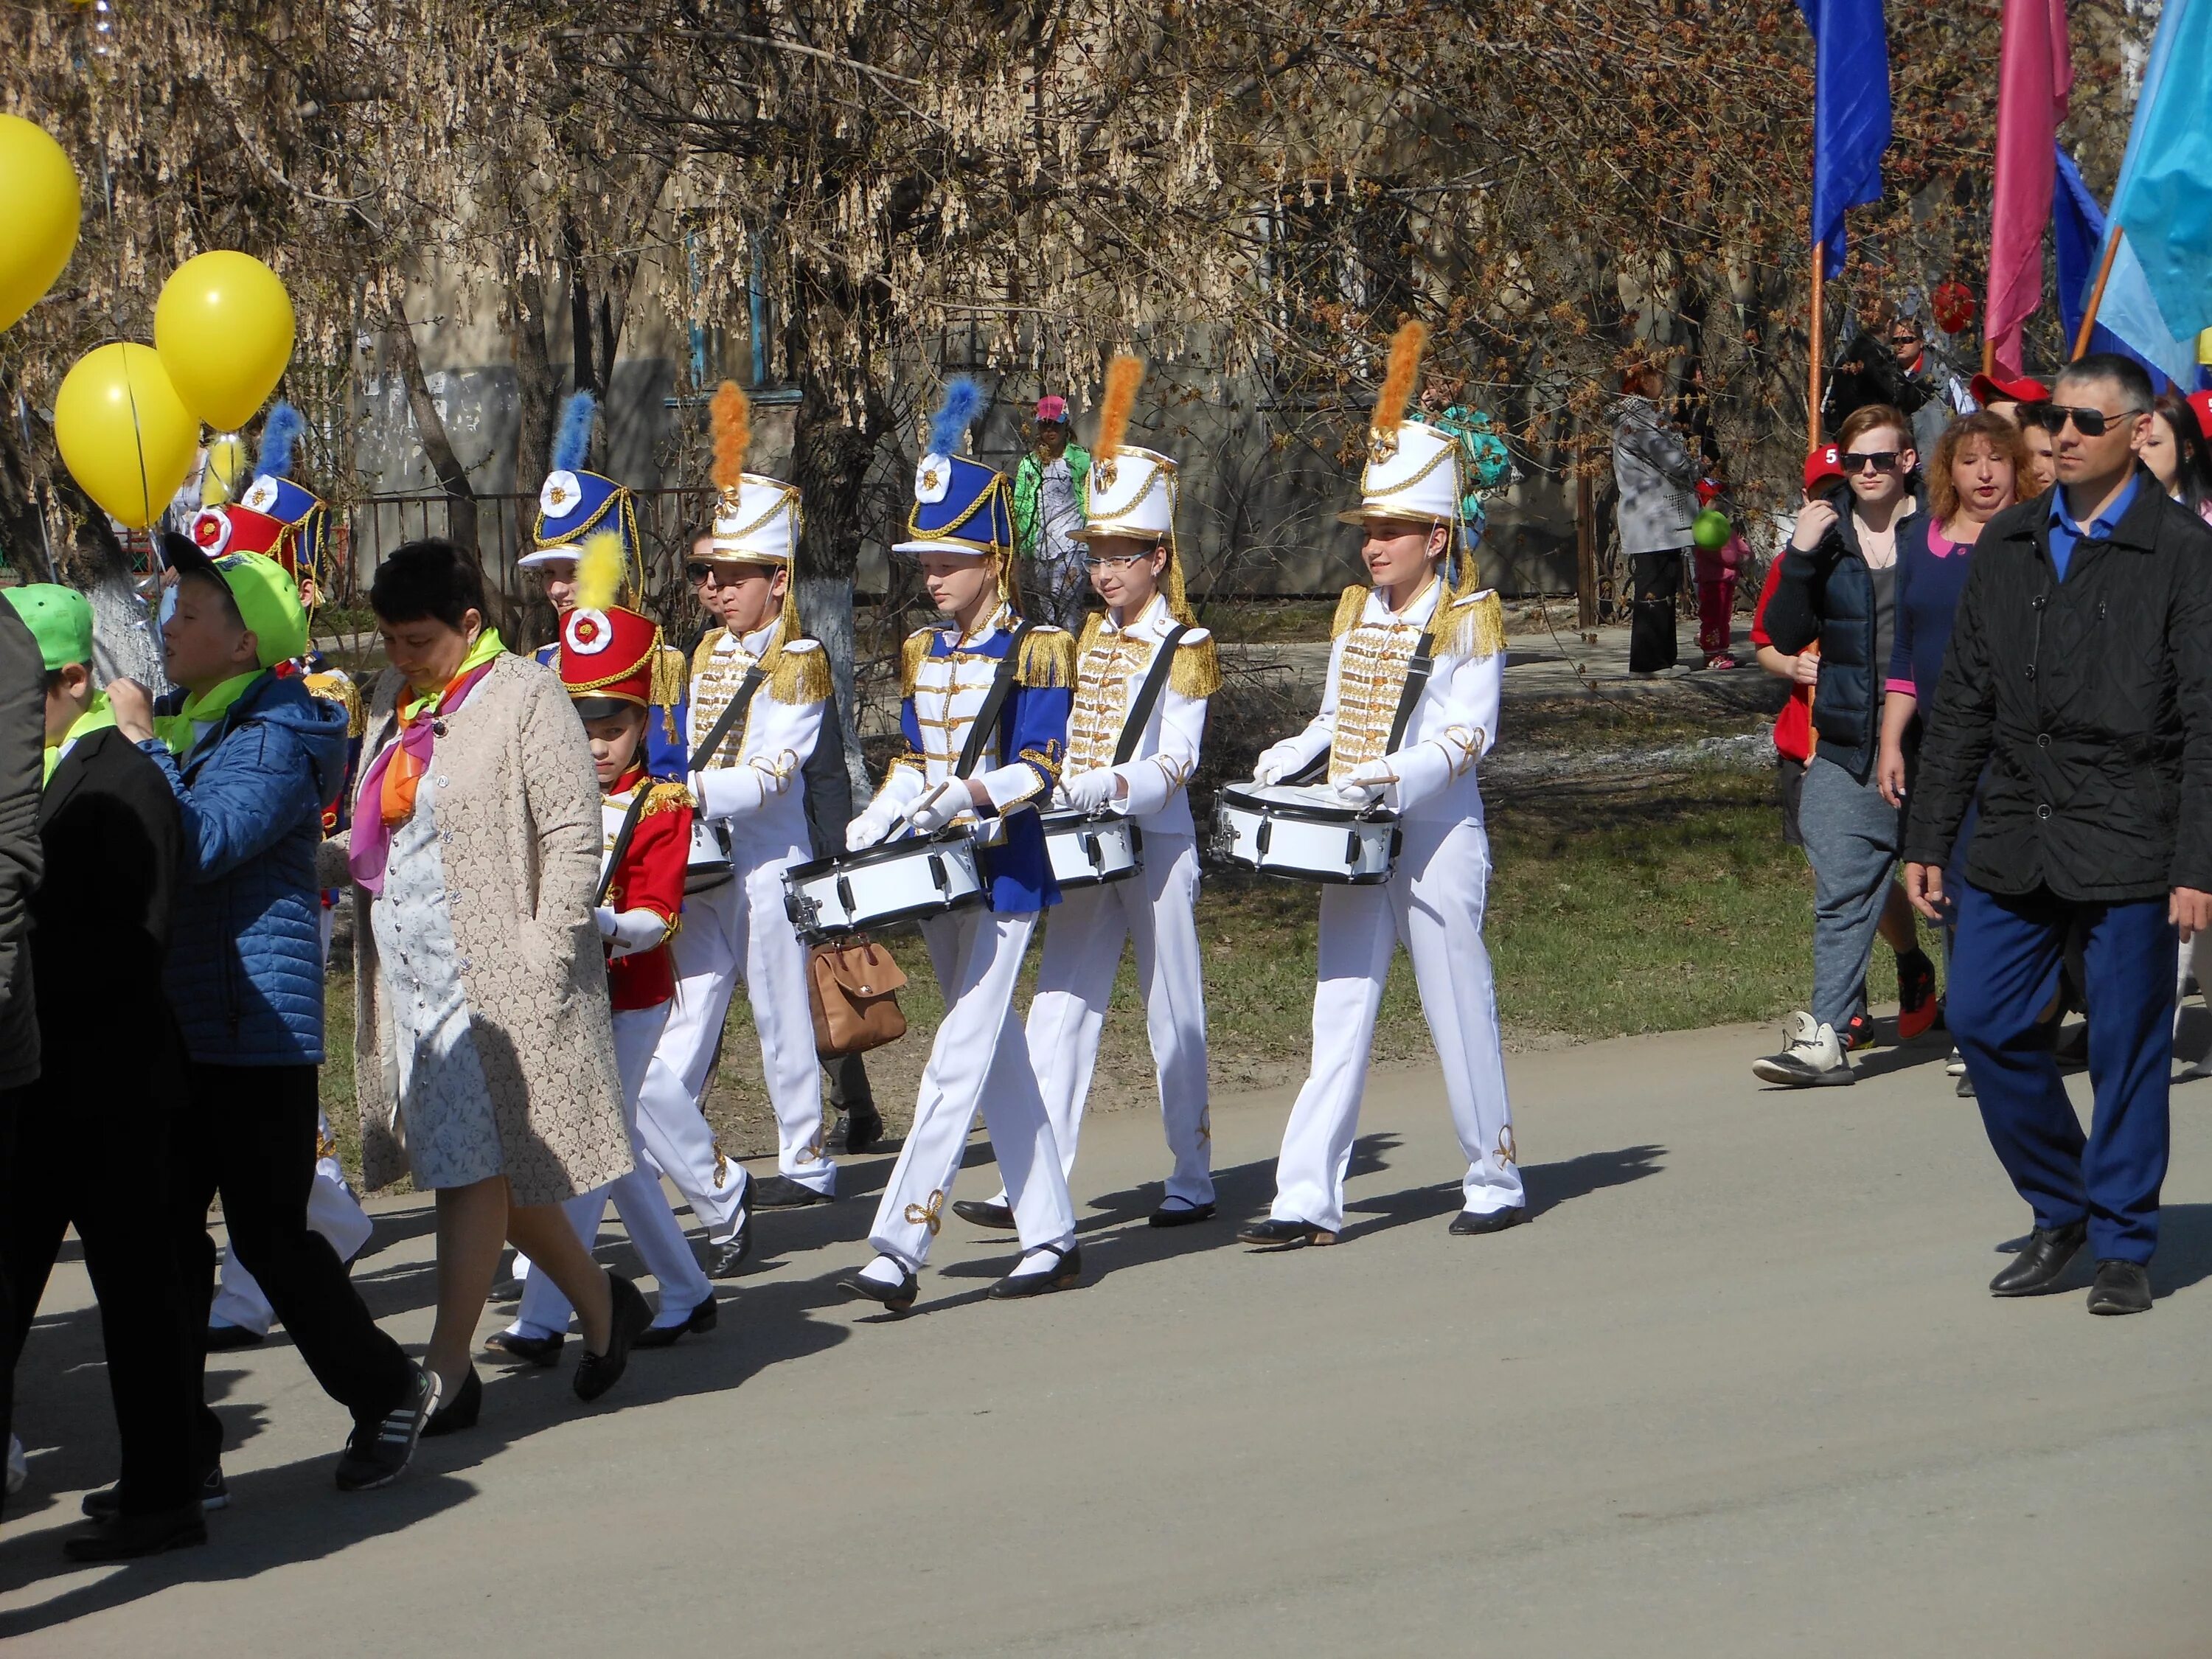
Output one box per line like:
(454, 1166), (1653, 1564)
(1949, 882), (2177, 1263)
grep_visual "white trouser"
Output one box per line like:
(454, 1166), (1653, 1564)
(634, 863), (832, 1217)
(868, 909), (1077, 1269)
(1270, 815), (1520, 1232)
(209, 1114), (374, 1335)
(1011, 835), (1212, 1207)
(518, 1003), (713, 1330)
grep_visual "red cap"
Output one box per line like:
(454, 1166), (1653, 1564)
(557, 603), (664, 712)
(1970, 371), (2051, 408)
(2187, 392), (2212, 445)
(1804, 443), (1846, 493)
(1034, 395), (1068, 423)
(1695, 477), (1721, 507)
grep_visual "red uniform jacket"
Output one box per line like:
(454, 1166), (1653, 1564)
(600, 766), (692, 1011)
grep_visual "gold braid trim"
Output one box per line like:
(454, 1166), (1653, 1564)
(769, 639), (832, 706)
(1331, 584), (1370, 640)
(653, 645), (688, 741)
(304, 672), (365, 738)
(1437, 591), (1506, 662)
(1077, 613), (1106, 658)
(901, 628), (933, 698)
(690, 627), (728, 684)
(1015, 625), (1077, 689)
(639, 779), (695, 818)
(1169, 632), (1222, 699)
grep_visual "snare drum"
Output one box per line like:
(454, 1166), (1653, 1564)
(782, 831), (987, 941)
(1041, 809), (1143, 891)
(684, 817), (734, 895)
(1211, 782), (1399, 885)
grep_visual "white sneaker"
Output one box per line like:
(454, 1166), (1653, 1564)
(1947, 1047), (1966, 1077)
(1752, 1012), (1854, 1087)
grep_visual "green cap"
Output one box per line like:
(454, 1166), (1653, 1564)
(4, 584), (94, 672)
(175, 547), (309, 668)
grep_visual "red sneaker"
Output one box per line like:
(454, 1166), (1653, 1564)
(1897, 950), (1938, 1040)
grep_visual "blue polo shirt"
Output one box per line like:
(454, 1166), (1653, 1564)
(2047, 472), (2140, 581)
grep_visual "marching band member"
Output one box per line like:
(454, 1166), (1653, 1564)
(520, 392), (689, 775)
(950, 359), (1220, 1231)
(1240, 323), (1525, 1247)
(630, 383), (843, 1268)
(837, 380), (1084, 1312)
(489, 540), (718, 1367)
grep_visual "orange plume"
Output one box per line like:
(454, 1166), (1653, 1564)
(710, 380), (751, 495)
(1373, 319), (1428, 437)
(1094, 354), (1144, 461)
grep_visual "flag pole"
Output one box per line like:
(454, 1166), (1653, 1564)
(2073, 229), (2123, 360)
(1809, 242), (1826, 451)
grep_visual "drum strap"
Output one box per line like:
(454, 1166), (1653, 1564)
(595, 783), (656, 907)
(956, 622), (1034, 777)
(1383, 630), (1436, 757)
(1111, 624), (1188, 767)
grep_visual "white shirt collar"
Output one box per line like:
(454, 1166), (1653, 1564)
(1099, 592), (1167, 639)
(1367, 574), (1442, 627)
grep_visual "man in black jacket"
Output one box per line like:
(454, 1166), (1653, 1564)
(0, 583), (42, 1514)
(1905, 355), (2212, 1316)
(0, 585), (204, 1559)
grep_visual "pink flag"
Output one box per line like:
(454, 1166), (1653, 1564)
(1985, 0), (2074, 375)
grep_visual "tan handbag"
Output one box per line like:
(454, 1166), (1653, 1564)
(807, 936), (908, 1057)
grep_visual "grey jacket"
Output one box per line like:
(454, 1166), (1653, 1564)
(1611, 396), (1700, 557)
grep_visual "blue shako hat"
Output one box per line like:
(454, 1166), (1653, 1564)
(526, 391), (642, 594)
(891, 378), (1013, 558)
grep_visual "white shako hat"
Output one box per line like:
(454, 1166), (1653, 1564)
(1072, 444), (1177, 543)
(704, 473), (801, 565)
(1336, 417), (1464, 528)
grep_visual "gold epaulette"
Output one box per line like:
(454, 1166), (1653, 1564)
(1331, 584), (1370, 639)
(769, 636), (832, 706)
(1015, 625), (1077, 689)
(901, 627), (934, 699)
(652, 644), (688, 742)
(690, 627), (728, 684)
(1437, 590), (1506, 662)
(1077, 613), (1106, 658)
(639, 778), (695, 818)
(1169, 629), (1221, 699)
(303, 670), (365, 738)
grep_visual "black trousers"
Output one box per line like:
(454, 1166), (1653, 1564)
(826, 1051), (874, 1110)
(171, 1062), (411, 1466)
(1628, 549), (1683, 672)
(3, 1051), (200, 1517)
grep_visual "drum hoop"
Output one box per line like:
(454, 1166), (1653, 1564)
(1217, 785), (1397, 829)
(785, 830), (978, 884)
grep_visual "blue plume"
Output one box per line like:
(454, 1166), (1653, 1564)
(925, 378), (987, 457)
(552, 391), (597, 472)
(255, 402), (305, 481)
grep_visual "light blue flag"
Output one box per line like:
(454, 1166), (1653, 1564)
(2107, 0), (2212, 338)
(2055, 146), (2192, 389)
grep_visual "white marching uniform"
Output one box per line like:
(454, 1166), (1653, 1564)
(632, 619), (838, 1213)
(1015, 595), (1217, 1206)
(1256, 577), (1522, 1231)
(209, 1113), (373, 1337)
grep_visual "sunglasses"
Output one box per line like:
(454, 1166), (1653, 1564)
(2035, 403), (2147, 438)
(1840, 451), (1900, 474)
(685, 560), (769, 584)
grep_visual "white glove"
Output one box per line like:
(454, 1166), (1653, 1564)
(907, 779), (969, 834)
(594, 905), (669, 958)
(1332, 757), (1393, 807)
(846, 804), (895, 851)
(1060, 768), (1121, 813)
(1253, 743), (1301, 787)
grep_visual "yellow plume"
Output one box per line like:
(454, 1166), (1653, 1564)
(1374, 319), (1428, 437)
(710, 380), (750, 496)
(1094, 354), (1144, 461)
(577, 530), (625, 613)
(201, 436), (249, 507)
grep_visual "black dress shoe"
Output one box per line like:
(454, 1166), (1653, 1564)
(490, 1278), (525, 1304)
(838, 1259), (919, 1314)
(953, 1198), (1016, 1231)
(2087, 1259), (2152, 1315)
(84, 1464), (226, 1521)
(573, 1273), (653, 1403)
(838, 1105), (886, 1154)
(204, 1324), (266, 1352)
(989, 1242), (1082, 1298)
(633, 1293), (719, 1349)
(1989, 1222), (2088, 1295)
(749, 1174), (833, 1209)
(1237, 1217), (1337, 1248)
(1449, 1206), (1528, 1236)
(1148, 1200), (1216, 1228)
(484, 1328), (566, 1367)
(421, 1366), (481, 1438)
(62, 1503), (206, 1562)
(706, 1209), (752, 1278)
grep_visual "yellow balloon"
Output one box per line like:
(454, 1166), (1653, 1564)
(0, 114), (82, 331)
(2199, 327), (2212, 367)
(154, 251), (296, 431)
(54, 344), (202, 530)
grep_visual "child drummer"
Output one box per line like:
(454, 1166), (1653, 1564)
(838, 380), (1085, 1312)
(949, 358), (1222, 1232)
(1242, 323), (1525, 1247)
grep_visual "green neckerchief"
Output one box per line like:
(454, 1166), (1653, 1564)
(153, 669), (268, 758)
(44, 692), (116, 786)
(398, 627), (507, 725)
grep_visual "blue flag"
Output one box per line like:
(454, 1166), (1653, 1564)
(2109, 0), (2212, 338)
(1798, 0), (1893, 278)
(2053, 146), (2184, 390)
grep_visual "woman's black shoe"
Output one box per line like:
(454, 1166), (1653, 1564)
(62, 1503), (206, 1562)
(1237, 1217), (1337, 1248)
(706, 1208), (753, 1278)
(953, 1199), (1015, 1231)
(838, 1259), (919, 1313)
(1148, 1200), (1216, 1228)
(573, 1273), (651, 1402)
(633, 1293), (718, 1349)
(1448, 1206), (1528, 1236)
(204, 1324), (266, 1352)
(485, 1328), (566, 1367)
(422, 1366), (481, 1437)
(989, 1242), (1082, 1299)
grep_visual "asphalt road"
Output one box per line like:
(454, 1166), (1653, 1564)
(4, 1022), (2208, 1655)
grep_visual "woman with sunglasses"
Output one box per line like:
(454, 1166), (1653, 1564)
(1754, 404), (1938, 1087)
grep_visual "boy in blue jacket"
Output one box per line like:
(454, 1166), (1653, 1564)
(108, 549), (436, 1495)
